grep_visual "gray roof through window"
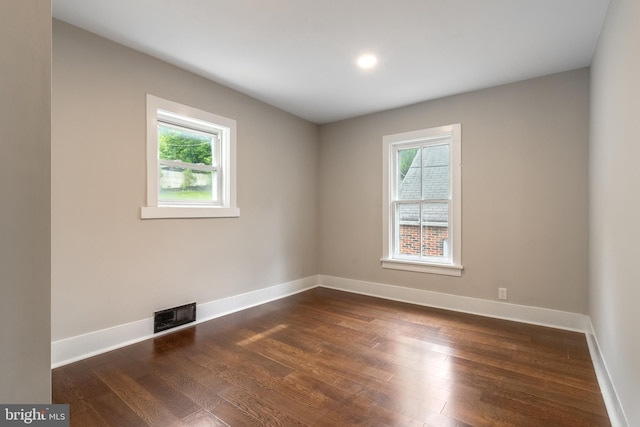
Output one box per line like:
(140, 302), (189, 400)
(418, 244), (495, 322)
(397, 144), (450, 224)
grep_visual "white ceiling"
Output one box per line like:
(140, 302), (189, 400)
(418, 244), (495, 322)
(52, 0), (610, 124)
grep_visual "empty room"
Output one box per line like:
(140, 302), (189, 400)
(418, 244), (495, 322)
(1, 0), (638, 426)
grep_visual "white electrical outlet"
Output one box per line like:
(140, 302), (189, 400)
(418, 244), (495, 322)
(498, 287), (507, 300)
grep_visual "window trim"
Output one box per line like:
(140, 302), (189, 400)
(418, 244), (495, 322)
(141, 94), (239, 219)
(381, 124), (462, 276)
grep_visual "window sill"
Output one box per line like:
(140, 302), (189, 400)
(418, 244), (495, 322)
(140, 206), (240, 219)
(380, 258), (463, 277)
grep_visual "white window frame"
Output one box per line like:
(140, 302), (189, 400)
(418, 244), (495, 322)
(381, 124), (463, 276)
(141, 94), (239, 219)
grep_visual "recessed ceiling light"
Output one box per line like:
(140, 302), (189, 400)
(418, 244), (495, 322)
(357, 54), (378, 70)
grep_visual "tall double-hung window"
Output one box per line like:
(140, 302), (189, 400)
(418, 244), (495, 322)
(141, 95), (238, 219)
(382, 124), (462, 276)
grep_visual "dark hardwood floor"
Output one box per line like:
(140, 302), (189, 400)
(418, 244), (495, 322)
(52, 288), (611, 426)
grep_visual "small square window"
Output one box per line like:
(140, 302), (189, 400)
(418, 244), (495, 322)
(157, 121), (219, 205)
(141, 95), (239, 219)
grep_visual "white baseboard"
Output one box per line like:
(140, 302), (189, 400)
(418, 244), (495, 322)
(318, 275), (589, 332)
(585, 320), (629, 427)
(52, 274), (587, 368)
(51, 276), (319, 368)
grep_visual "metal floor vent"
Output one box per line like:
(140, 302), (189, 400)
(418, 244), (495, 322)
(154, 302), (196, 333)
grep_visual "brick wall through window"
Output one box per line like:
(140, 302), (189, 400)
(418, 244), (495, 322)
(399, 224), (448, 257)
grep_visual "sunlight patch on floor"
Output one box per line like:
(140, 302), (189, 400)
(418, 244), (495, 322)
(236, 324), (288, 346)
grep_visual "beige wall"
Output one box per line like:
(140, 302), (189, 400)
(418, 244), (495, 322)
(590, 0), (640, 424)
(52, 21), (319, 341)
(0, 1), (52, 402)
(319, 69), (589, 313)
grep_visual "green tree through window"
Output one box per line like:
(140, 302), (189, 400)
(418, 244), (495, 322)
(399, 148), (418, 181)
(158, 126), (212, 165)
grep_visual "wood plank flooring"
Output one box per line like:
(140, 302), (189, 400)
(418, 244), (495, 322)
(52, 288), (611, 426)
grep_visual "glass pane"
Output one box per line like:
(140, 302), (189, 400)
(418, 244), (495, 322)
(158, 123), (214, 166)
(159, 165), (215, 202)
(422, 144), (449, 200)
(422, 202), (449, 258)
(397, 147), (419, 200)
(396, 203), (420, 257)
